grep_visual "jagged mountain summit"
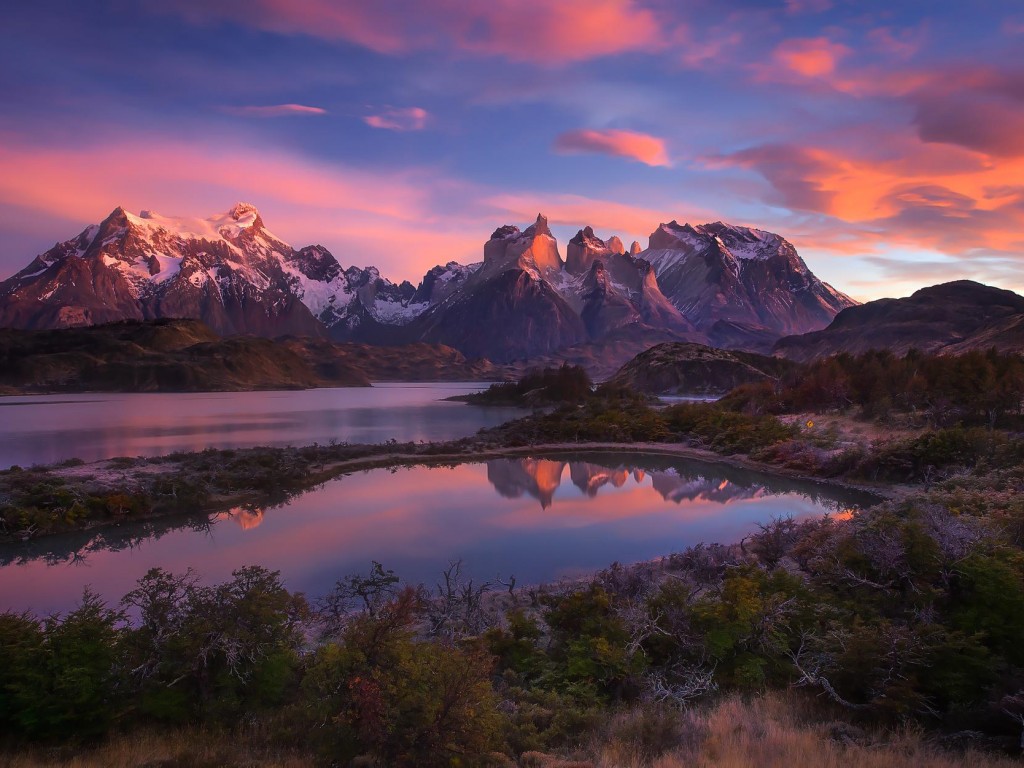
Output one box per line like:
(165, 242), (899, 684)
(0, 204), (856, 365)
(641, 220), (855, 340)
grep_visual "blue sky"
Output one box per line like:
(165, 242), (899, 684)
(2, 0), (1023, 300)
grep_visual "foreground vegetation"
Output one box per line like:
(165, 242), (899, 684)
(3, 349), (1024, 764)
(3, 469), (1024, 764)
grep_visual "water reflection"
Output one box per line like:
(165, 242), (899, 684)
(0, 453), (878, 615)
(485, 454), (862, 511)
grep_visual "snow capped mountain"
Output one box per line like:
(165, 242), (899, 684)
(0, 203), (449, 341)
(0, 204), (857, 364)
(639, 219), (856, 340)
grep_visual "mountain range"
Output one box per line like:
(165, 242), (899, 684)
(0, 203), (855, 364)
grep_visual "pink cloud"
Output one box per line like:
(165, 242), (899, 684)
(153, 0), (665, 65)
(0, 133), (694, 283)
(772, 37), (850, 78)
(917, 88), (1024, 157)
(553, 129), (670, 167)
(364, 107), (429, 132)
(222, 103), (327, 117)
(0, 133), (483, 280)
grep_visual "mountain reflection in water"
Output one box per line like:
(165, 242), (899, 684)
(487, 458), (772, 509)
(0, 453), (879, 615)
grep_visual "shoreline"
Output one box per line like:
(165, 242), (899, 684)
(0, 438), (895, 546)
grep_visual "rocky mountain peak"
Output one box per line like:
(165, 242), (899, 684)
(566, 225), (623, 275)
(630, 241), (642, 256)
(483, 215), (562, 275)
(524, 213), (552, 238)
(228, 201), (260, 220)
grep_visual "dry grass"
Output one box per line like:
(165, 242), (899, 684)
(1, 727), (312, 768)
(592, 693), (1017, 768)
(3, 695), (1017, 768)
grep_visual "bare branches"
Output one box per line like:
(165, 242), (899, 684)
(423, 559), (498, 640)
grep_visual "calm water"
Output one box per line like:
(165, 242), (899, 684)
(0, 452), (877, 614)
(0, 383), (524, 469)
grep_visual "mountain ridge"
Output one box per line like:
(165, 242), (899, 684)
(773, 280), (1024, 361)
(0, 203), (857, 365)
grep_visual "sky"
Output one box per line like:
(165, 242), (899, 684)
(1, 0), (1023, 301)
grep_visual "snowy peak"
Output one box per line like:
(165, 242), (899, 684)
(646, 220), (788, 265)
(637, 218), (856, 338)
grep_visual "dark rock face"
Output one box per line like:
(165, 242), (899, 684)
(415, 267), (587, 363)
(607, 341), (796, 395)
(774, 281), (1024, 361)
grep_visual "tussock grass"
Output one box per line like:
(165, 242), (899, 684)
(1, 727), (310, 768)
(5, 694), (1016, 768)
(590, 693), (1016, 768)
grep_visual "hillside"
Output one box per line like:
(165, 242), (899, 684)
(774, 281), (1024, 361)
(607, 342), (796, 395)
(0, 320), (505, 394)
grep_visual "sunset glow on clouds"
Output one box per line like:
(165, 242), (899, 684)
(553, 129), (671, 167)
(1, 1), (1023, 299)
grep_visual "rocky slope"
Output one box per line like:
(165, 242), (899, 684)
(0, 319), (356, 393)
(773, 281), (1024, 361)
(607, 342), (796, 395)
(0, 204), (855, 364)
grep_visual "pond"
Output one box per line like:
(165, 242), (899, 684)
(0, 451), (878, 614)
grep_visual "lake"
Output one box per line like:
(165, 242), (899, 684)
(0, 383), (524, 469)
(0, 451), (878, 615)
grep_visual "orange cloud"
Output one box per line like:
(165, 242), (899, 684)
(222, 104), (327, 117)
(553, 129), (671, 167)
(364, 107), (429, 131)
(713, 139), (1024, 258)
(773, 37), (850, 77)
(154, 0), (665, 65)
